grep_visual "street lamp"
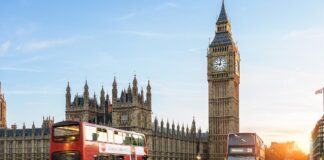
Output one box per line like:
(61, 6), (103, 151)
(196, 153), (201, 160)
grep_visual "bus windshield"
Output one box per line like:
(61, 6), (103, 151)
(52, 151), (80, 160)
(53, 124), (80, 142)
(229, 134), (255, 146)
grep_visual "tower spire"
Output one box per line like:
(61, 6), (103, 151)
(217, 0), (229, 24)
(210, 0), (233, 47)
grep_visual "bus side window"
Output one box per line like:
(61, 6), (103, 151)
(132, 134), (139, 146)
(138, 136), (144, 146)
(108, 130), (114, 143)
(86, 126), (97, 141)
(114, 131), (123, 144)
(123, 133), (132, 145)
(97, 128), (108, 142)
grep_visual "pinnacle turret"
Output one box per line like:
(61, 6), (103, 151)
(113, 76), (117, 87)
(84, 80), (89, 97)
(133, 75), (138, 87)
(112, 76), (118, 102)
(66, 82), (71, 110)
(127, 83), (131, 93)
(101, 85), (105, 95)
(66, 81), (71, 92)
(146, 80), (152, 107)
(100, 86), (105, 108)
(147, 80), (151, 92)
(132, 75), (138, 98)
(83, 80), (89, 108)
(84, 80), (89, 91)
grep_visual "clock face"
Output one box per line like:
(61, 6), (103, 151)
(213, 56), (227, 71)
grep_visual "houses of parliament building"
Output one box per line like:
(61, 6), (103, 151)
(0, 1), (240, 160)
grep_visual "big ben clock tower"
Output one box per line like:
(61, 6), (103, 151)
(208, 1), (240, 159)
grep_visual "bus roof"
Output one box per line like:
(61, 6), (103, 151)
(53, 120), (145, 136)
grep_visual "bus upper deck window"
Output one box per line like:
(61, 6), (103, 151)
(138, 136), (145, 146)
(132, 134), (139, 146)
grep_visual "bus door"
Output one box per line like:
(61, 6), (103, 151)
(131, 154), (136, 160)
(130, 145), (136, 160)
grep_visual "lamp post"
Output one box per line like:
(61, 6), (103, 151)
(196, 153), (201, 160)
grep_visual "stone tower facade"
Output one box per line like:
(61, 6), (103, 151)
(0, 82), (6, 128)
(207, 1), (240, 159)
(111, 75), (152, 150)
(65, 81), (112, 125)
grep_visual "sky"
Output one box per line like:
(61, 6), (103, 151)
(1, 0), (324, 153)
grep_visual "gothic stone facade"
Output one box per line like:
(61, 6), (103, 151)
(0, 117), (53, 160)
(208, 1), (240, 160)
(150, 118), (208, 160)
(66, 76), (207, 160)
(111, 76), (152, 137)
(0, 82), (6, 128)
(65, 81), (112, 125)
(111, 76), (153, 156)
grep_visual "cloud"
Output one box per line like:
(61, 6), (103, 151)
(283, 27), (324, 40)
(0, 67), (42, 73)
(164, 2), (178, 8)
(0, 40), (11, 55)
(156, 2), (179, 10)
(16, 38), (74, 52)
(17, 40), (70, 52)
(15, 23), (38, 36)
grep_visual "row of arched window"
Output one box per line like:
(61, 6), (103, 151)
(211, 46), (229, 53)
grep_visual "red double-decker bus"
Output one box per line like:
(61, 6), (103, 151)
(50, 121), (148, 160)
(226, 133), (265, 160)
